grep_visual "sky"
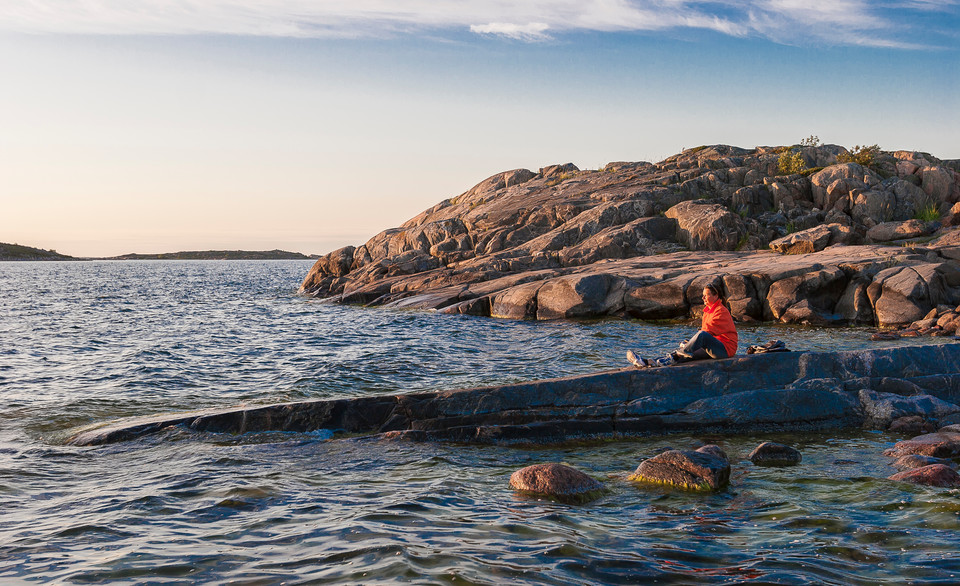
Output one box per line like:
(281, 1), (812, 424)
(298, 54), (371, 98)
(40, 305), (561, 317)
(1, 1), (958, 258)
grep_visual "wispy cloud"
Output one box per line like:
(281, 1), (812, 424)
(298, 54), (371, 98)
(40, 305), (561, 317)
(470, 22), (551, 42)
(0, 0), (953, 49)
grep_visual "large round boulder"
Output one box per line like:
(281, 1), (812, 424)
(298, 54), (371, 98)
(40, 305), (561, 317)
(867, 266), (928, 327)
(536, 273), (626, 319)
(509, 463), (605, 503)
(628, 447), (730, 491)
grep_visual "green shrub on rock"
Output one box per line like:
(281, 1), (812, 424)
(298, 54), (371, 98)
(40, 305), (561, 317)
(838, 144), (881, 168)
(778, 150), (806, 175)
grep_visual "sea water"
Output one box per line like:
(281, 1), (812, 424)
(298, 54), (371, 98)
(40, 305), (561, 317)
(2, 260), (959, 584)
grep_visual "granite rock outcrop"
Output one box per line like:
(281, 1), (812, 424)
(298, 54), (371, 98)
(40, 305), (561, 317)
(300, 144), (960, 327)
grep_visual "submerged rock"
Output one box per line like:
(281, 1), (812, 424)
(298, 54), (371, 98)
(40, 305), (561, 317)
(888, 464), (960, 488)
(883, 432), (960, 458)
(890, 454), (955, 471)
(628, 448), (730, 491)
(748, 442), (802, 466)
(509, 463), (605, 503)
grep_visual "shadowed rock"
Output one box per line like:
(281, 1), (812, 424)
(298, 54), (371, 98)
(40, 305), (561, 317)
(628, 448), (730, 491)
(860, 390), (960, 429)
(748, 442), (802, 466)
(68, 344), (960, 447)
(888, 464), (960, 488)
(888, 416), (937, 434)
(509, 463), (605, 503)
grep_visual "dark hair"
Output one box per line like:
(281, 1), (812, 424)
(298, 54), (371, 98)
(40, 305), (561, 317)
(703, 283), (725, 302)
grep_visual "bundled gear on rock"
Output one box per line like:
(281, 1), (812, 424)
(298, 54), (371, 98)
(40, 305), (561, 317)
(746, 339), (790, 354)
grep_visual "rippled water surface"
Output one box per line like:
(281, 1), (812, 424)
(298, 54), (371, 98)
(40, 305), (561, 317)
(3, 260), (960, 584)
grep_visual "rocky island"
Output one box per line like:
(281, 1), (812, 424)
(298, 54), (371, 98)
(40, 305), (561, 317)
(0, 242), (75, 261)
(300, 143), (960, 329)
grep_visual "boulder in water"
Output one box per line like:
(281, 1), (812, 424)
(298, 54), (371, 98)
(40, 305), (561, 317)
(888, 464), (960, 488)
(890, 454), (955, 471)
(629, 448), (730, 491)
(748, 441), (802, 466)
(883, 432), (960, 458)
(509, 463), (605, 503)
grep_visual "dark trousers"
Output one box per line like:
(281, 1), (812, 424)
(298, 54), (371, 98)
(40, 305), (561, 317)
(680, 330), (729, 360)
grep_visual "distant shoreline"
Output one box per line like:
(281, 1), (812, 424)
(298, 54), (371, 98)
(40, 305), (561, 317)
(0, 243), (318, 262)
(98, 250), (318, 261)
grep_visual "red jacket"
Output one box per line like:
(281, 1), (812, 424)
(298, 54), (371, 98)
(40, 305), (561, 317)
(702, 300), (738, 357)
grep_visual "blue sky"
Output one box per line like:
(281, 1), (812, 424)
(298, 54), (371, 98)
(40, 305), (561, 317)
(1, 1), (957, 257)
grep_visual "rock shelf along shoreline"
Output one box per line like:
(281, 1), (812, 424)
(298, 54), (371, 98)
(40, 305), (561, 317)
(70, 144), (960, 448)
(69, 343), (960, 447)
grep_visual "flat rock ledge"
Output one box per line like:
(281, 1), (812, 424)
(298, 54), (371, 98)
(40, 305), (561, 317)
(69, 344), (960, 447)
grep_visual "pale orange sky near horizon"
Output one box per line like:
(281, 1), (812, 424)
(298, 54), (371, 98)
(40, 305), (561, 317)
(2, 2), (957, 258)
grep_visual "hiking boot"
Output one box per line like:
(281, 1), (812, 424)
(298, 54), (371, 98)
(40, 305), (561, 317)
(627, 351), (658, 368)
(655, 355), (675, 367)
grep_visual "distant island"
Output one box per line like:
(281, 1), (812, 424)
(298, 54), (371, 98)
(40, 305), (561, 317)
(0, 242), (75, 261)
(103, 250), (318, 261)
(0, 243), (317, 261)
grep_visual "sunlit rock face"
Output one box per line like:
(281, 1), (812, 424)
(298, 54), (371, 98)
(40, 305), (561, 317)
(629, 446), (731, 491)
(299, 144), (960, 326)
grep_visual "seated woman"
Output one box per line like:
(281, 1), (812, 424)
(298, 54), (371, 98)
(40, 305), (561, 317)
(627, 284), (738, 367)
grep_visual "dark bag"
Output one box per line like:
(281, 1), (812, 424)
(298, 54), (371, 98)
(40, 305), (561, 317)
(746, 339), (790, 354)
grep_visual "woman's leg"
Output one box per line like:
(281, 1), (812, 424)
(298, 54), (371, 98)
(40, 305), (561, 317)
(681, 330), (729, 359)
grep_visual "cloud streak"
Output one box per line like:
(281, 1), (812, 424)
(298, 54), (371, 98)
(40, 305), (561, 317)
(0, 0), (954, 49)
